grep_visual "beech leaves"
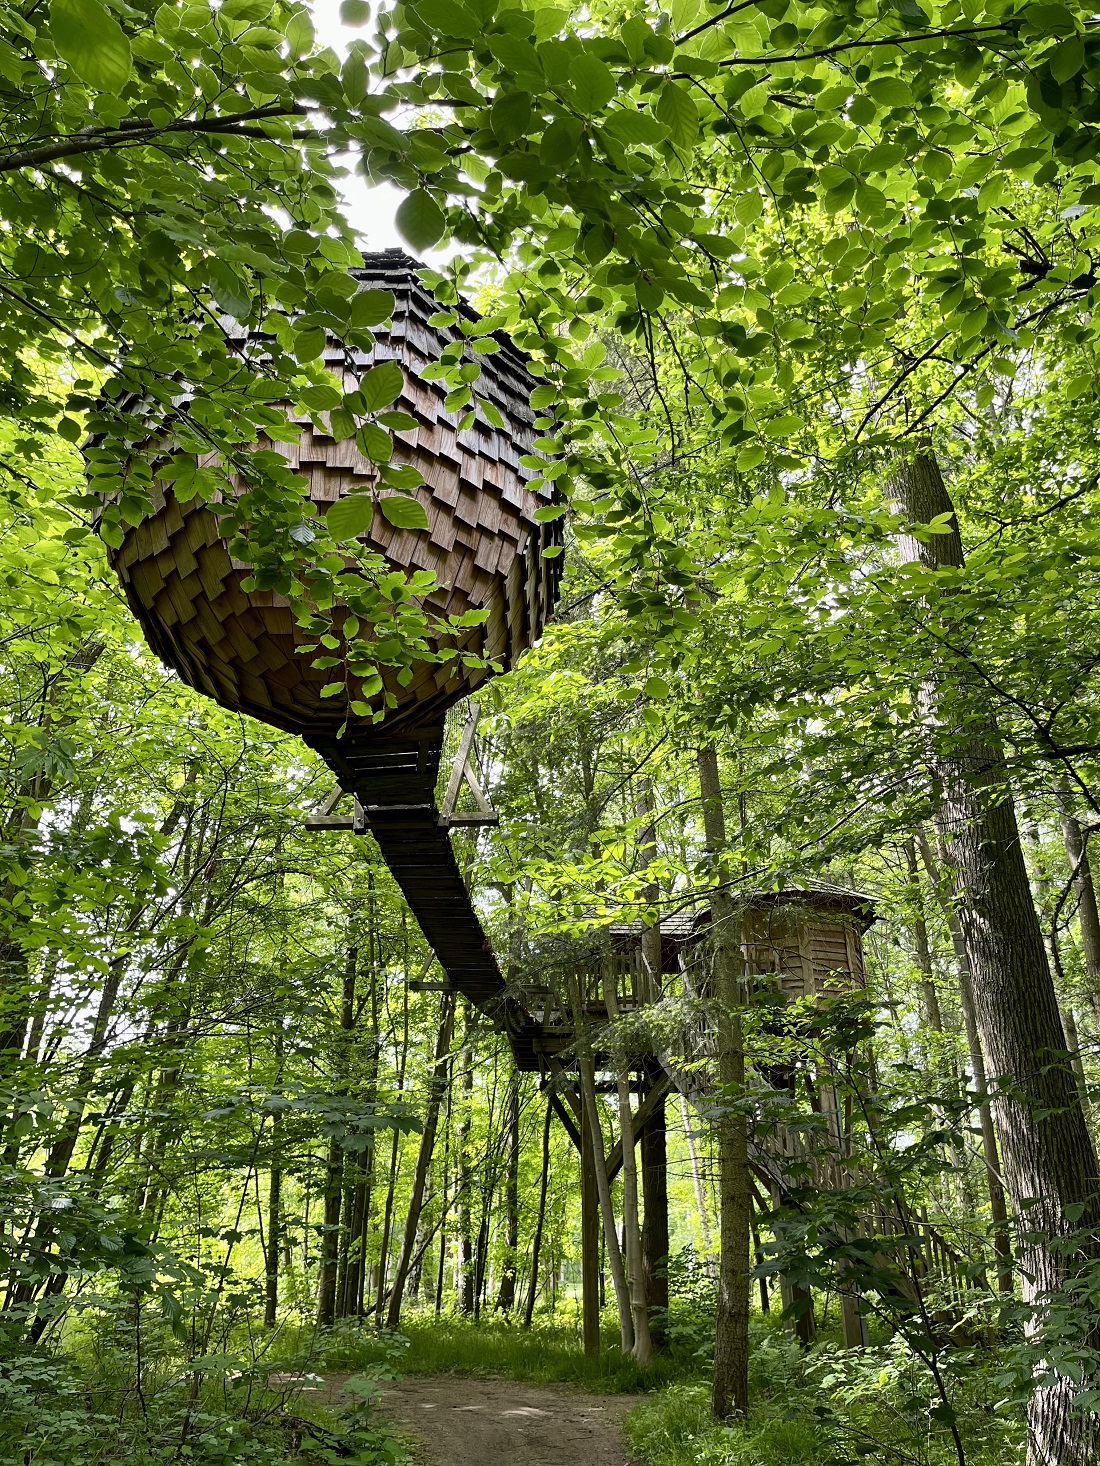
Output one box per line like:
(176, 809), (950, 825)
(49, 0), (131, 91)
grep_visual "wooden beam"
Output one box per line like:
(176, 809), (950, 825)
(439, 702), (480, 819)
(438, 700), (499, 827)
(606, 1071), (672, 1182)
(547, 1091), (582, 1154)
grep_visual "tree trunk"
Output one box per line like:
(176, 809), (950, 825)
(264, 1106), (282, 1329)
(575, 1001), (634, 1354)
(1056, 776), (1100, 1024)
(495, 1077), (521, 1312)
(894, 452), (1100, 1465)
(603, 958), (652, 1364)
(316, 1136), (343, 1328)
(904, 838), (944, 1032)
(457, 1032), (474, 1314)
(697, 745), (751, 1420)
(641, 1080), (669, 1348)
(917, 826), (1013, 1290)
(386, 993), (456, 1329)
(524, 1094), (553, 1330)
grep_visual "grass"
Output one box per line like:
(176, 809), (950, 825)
(272, 1305), (695, 1394)
(396, 1310), (690, 1392)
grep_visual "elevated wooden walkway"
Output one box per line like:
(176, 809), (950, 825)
(307, 723), (545, 1070)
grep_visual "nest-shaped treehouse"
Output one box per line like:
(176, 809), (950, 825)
(108, 250), (560, 741)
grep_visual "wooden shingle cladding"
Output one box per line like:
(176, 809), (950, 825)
(107, 249), (562, 741)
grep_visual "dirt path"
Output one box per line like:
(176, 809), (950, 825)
(287, 1372), (639, 1466)
(380, 1376), (639, 1466)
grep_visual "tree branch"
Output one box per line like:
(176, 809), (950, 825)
(0, 105), (310, 173)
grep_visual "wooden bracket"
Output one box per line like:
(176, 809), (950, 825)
(304, 786), (364, 832)
(406, 951), (454, 994)
(438, 701), (498, 828)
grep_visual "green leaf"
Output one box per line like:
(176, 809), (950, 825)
(1048, 34), (1084, 83)
(655, 81), (699, 147)
(866, 76), (911, 109)
(570, 52), (616, 112)
(356, 423), (392, 462)
(381, 463), (425, 490)
(379, 495), (429, 530)
(396, 190), (447, 251)
(327, 494), (375, 540)
(358, 360), (404, 412)
(294, 326), (327, 361)
(343, 49), (369, 104)
(540, 116), (583, 165)
(351, 288), (395, 328)
(285, 6), (313, 55)
(207, 260), (252, 321)
(764, 414), (804, 438)
(340, 0), (370, 21)
(604, 110), (667, 148)
(412, 0), (479, 36)
(50, 0), (132, 92)
(491, 90), (532, 145)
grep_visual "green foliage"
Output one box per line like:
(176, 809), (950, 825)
(625, 1327), (1026, 1466)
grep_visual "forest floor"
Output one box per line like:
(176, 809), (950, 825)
(322, 1372), (639, 1466)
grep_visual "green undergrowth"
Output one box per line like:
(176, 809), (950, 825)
(623, 1324), (1026, 1466)
(0, 1311), (411, 1466)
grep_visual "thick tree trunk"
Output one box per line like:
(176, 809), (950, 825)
(917, 827), (1013, 1289)
(894, 452), (1100, 1466)
(316, 1136), (343, 1328)
(576, 1025), (634, 1353)
(387, 993), (455, 1329)
(580, 1083), (602, 1355)
(641, 1082), (669, 1348)
(698, 746), (751, 1420)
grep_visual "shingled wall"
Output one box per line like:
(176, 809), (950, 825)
(108, 250), (561, 739)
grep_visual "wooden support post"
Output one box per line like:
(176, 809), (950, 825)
(581, 1093), (601, 1359)
(641, 1077), (669, 1348)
